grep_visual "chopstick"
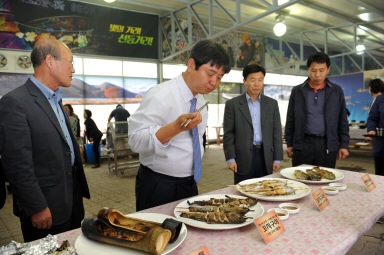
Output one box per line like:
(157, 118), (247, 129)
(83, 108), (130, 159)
(180, 101), (209, 127)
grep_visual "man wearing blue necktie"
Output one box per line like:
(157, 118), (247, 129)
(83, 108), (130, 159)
(129, 40), (231, 211)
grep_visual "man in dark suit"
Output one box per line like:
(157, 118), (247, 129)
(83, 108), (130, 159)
(0, 38), (90, 242)
(223, 64), (283, 184)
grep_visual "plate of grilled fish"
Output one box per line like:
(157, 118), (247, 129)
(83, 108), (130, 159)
(280, 166), (344, 184)
(236, 178), (311, 202)
(174, 194), (264, 230)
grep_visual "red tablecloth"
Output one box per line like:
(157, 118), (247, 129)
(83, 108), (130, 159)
(56, 169), (384, 255)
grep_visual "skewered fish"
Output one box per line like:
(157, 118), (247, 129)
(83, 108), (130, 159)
(306, 169), (322, 181)
(243, 186), (295, 196)
(179, 211), (247, 224)
(182, 205), (251, 214)
(294, 170), (310, 180)
(188, 196), (257, 207)
(313, 167), (336, 180)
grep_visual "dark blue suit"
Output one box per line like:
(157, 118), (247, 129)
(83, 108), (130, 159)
(367, 94), (384, 175)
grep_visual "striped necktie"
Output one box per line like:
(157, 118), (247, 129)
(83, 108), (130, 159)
(190, 98), (202, 183)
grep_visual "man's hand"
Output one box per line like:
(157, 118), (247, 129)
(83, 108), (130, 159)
(177, 112), (202, 131)
(227, 161), (237, 173)
(273, 163), (281, 172)
(286, 147), (293, 158)
(364, 130), (376, 141)
(338, 148), (349, 160)
(31, 207), (52, 229)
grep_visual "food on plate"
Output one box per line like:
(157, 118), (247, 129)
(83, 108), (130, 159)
(294, 170), (310, 180)
(180, 205), (251, 214)
(293, 167), (336, 181)
(178, 211), (248, 224)
(81, 208), (182, 255)
(187, 195), (257, 207)
(236, 179), (297, 196)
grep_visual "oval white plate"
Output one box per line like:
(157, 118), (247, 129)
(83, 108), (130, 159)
(236, 177), (311, 202)
(174, 194), (264, 230)
(279, 203), (300, 214)
(322, 186), (339, 195)
(280, 166), (344, 184)
(75, 213), (187, 255)
(329, 182), (347, 190)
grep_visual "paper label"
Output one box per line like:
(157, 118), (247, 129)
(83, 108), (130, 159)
(188, 246), (210, 255)
(254, 211), (285, 243)
(312, 188), (329, 211)
(362, 174), (376, 192)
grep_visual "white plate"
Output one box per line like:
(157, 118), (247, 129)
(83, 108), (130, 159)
(329, 182), (347, 191)
(236, 177), (312, 202)
(322, 186), (339, 195)
(279, 203), (300, 214)
(174, 194), (264, 230)
(280, 166), (344, 184)
(75, 213), (187, 255)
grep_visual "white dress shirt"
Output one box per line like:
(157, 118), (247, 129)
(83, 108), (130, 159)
(128, 75), (207, 177)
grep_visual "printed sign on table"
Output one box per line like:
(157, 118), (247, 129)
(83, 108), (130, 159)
(362, 174), (376, 192)
(312, 188), (329, 211)
(254, 211), (285, 243)
(188, 246), (210, 255)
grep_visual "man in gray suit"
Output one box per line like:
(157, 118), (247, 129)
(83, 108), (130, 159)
(223, 64), (283, 184)
(0, 38), (90, 241)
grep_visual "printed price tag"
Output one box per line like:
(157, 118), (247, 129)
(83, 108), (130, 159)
(362, 174), (376, 192)
(254, 211), (285, 243)
(188, 246), (210, 255)
(312, 188), (329, 211)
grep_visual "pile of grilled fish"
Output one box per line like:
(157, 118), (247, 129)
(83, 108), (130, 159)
(236, 179), (296, 196)
(294, 167), (336, 181)
(177, 195), (257, 224)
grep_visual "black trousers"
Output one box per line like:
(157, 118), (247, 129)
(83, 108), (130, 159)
(20, 166), (85, 242)
(135, 164), (198, 211)
(92, 136), (101, 165)
(374, 156), (384, 176)
(234, 146), (268, 185)
(292, 135), (337, 168)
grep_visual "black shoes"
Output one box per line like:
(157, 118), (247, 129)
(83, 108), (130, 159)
(92, 164), (100, 168)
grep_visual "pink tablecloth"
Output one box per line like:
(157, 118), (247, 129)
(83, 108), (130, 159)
(57, 169), (384, 255)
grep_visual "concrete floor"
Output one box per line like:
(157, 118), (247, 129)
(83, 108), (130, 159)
(0, 144), (383, 254)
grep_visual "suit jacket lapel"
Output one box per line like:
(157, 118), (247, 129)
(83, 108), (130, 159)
(239, 93), (253, 126)
(26, 80), (67, 143)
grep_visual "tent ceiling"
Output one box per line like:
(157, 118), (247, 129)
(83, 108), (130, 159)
(72, 0), (384, 62)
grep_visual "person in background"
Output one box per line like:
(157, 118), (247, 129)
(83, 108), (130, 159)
(366, 78), (384, 176)
(223, 64), (283, 184)
(285, 52), (349, 168)
(128, 40), (230, 211)
(64, 104), (80, 139)
(84, 109), (103, 168)
(368, 78), (384, 112)
(0, 38), (90, 242)
(108, 104), (130, 135)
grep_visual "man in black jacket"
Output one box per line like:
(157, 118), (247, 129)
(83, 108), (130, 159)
(285, 52), (349, 168)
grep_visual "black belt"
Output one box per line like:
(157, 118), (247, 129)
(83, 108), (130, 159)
(253, 144), (263, 149)
(305, 133), (325, 138)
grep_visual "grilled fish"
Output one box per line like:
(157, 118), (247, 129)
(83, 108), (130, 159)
(313, 167), (336, 180)
(306, 169), (322, 181)
(294, 170), (310, 180)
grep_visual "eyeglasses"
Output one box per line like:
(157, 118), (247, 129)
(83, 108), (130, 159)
(52, 55), (74, 66)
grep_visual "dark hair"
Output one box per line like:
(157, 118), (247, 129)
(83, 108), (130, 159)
(64, 104), (74, 115)
(116, 104), (122, 108)
(84, 109), (92, 118)
(190, 40), (231, 74)
(31, 42), (60, 69)
(368, 78), (384, 94)
(307, 52), (330, 68)
(242, 64), (266, 80)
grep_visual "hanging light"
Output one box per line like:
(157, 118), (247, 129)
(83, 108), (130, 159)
(356, 44), (366, 55)
(104, 0), (117, 3)
(273, 15), (287, 37)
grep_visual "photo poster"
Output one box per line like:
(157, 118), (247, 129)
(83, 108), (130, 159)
(0, 73), (157, 104)
(329, 72), (370, 122)
(0, 0), (158, 59)
(161, 16), (264, 68)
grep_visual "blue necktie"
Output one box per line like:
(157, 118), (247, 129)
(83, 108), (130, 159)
(190, 98), (202, 183)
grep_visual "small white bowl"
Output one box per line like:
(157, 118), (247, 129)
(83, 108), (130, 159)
(279, 203), (300, 214)
(321, 186), (339, 195)
(267, 208), (289, 220)
(329, 182), (347, 191)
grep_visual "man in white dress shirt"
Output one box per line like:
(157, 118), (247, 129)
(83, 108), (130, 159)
(128, 40), (231, 211)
